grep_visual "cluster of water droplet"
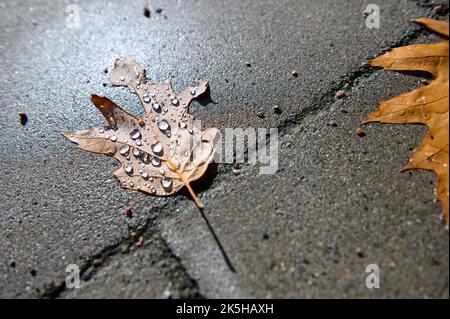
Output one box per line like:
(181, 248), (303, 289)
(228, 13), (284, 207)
(103, 60), (206, 196)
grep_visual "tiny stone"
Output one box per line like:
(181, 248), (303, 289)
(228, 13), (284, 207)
(143, 7), (151, 18)
(124, 207), (132, 218)
(328, 120), (338, 127)
(136, 236), (144, 247)
(432, 4), (443, 14)
(291, 70), (299, 77)
(256, 111), (265, 118)
(19, 112), (28, 125)
(335, 90), (346, 99)
(245, 62), (251, 67)
(356, 127), (366, 137)
(355, 247), (365, 258)
(232, 169), (241, 175)
(273, 105), (282, 114)
(120, 243), (130, 254)
(138, 118), (145, 126)
(155, 8), (163, 14)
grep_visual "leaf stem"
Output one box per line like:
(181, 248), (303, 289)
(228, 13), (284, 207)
(182, 177), (204, 209)
(167, 158), (204, 209)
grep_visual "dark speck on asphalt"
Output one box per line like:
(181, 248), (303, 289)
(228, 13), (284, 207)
(356, 127), (366, 137)
(19, 112), (28, 125)
(143, 7), (151, 18)
(327, 120), (338, 127)
(273, 105), (282, 114)
(256, 111), (265, 118)
(355, 247), (365, 258)
(432, 4), (443, 14)
(335, 90), (347, 99)
(125, 207), (132, 218)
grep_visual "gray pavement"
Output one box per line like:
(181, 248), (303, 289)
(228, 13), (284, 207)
(0, 0), (448, 298)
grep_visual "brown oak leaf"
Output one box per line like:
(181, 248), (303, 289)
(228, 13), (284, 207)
(63, 57), (219, 208)
(364, 18), (449, 223)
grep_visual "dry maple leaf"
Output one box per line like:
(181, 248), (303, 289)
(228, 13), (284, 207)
(364, 18), (449, 223)
(63, 57), (219, 208)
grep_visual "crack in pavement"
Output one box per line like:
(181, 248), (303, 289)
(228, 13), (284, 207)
(208, 20), (432, 177)
(276, 22), (433, 137)
(39, 205), (203, 299)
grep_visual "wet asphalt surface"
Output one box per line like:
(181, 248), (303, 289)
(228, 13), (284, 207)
(0, 0), (448, 298)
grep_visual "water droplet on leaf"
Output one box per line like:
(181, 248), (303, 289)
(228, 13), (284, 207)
(119, 145), (130, 155)
(151, 157), (161, 167)
(151, 141), (163, 154)
(158, 120), (170, 131)
(125, 164), (133, 174)
(171, 98), (179, 106)
(161, 178), (172, 189)
(130, 129), (141, 140)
